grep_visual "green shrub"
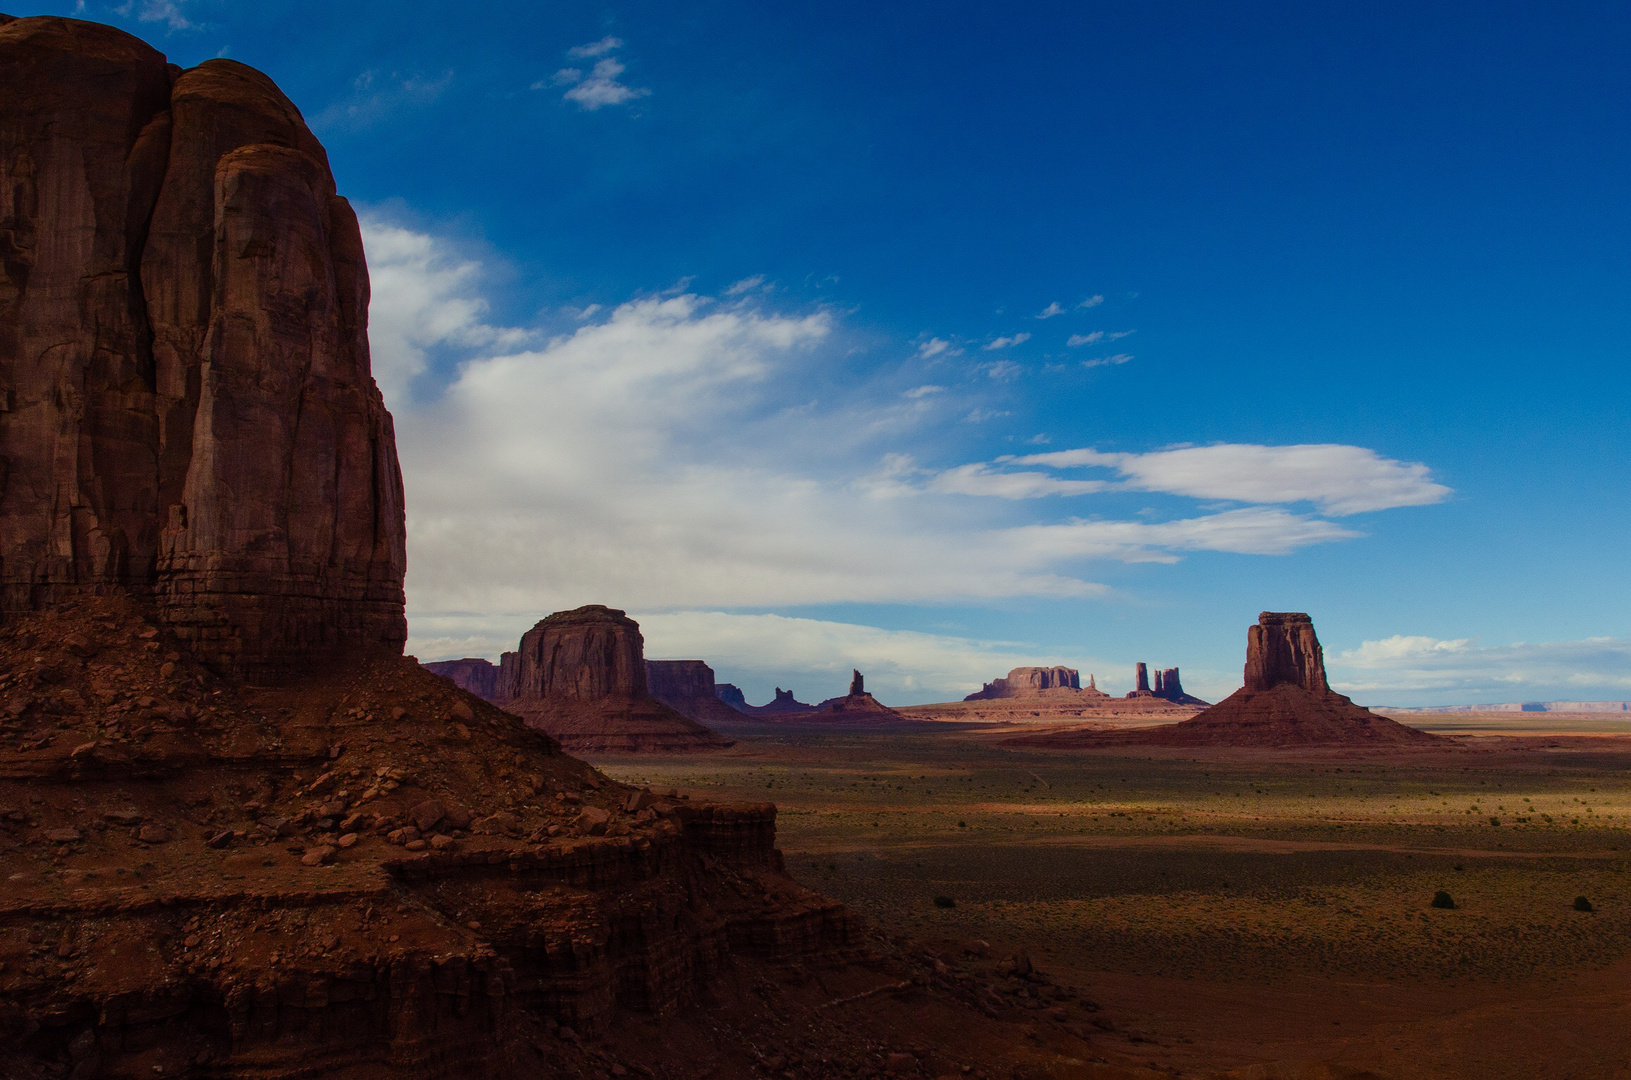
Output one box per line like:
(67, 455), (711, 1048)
(933, 895), (956, 909)
(1431, 890), (1456, 909)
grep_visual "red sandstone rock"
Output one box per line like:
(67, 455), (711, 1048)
(501, 606), (731, 752)
(1245, 611), (1328, 693)
(0, 16), (405, 680)
(425, 657), (502, 702)
(645, 659), (749, 726)
(1023, 612), (1436, 748)
(965, 666), (1108, 702)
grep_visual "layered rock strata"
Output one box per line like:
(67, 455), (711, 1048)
(0, 20), (858, 1078)
(425, 657), (503, 702)
(646, 659), (750, 726)
(501, 606), (731, 752)
(0, 15), (406, 680)
(0, 600), (850, 1078)
(966, 666), (1108, 702)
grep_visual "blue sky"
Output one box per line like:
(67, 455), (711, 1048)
(32, 0), (1631, 705)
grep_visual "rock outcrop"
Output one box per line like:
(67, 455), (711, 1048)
(425, 657), (502, 701)
(1082, 613), (1438, 747)
(1125, 662), (1156, 698)
(742, 687), (816, 714)
(808, 669), (908, 721)
(646, 658), (750, 726)
(715, 682), (749, 710)
(500, 606), (732, 752)
(0, 22), (876, 1079)
(966, 666), (1108, 701)
(1152, 666), (1208, 705)
(0, 15), (406, 681)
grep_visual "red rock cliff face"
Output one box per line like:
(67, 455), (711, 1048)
(1244, 612), (1329, 694)
(0, 16), (406, 679)
(505, 605), (648, 701)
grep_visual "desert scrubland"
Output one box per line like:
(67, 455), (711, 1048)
(594, 721), (1631, 1080)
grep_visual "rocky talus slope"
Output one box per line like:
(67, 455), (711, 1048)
(0, 597), (854, 1078)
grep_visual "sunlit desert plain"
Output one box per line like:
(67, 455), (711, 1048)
(593, 714), (1631, 1079)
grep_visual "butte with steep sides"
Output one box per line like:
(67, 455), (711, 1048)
(0, 16), (882, 1077)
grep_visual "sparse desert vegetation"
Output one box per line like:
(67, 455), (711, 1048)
(594, 725), (1631, 1078)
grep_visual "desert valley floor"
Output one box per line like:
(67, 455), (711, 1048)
(590, 713), (1631, 1080)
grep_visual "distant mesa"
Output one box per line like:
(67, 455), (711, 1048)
(966, 666), (1109, 701)
(646, 658), (754, 726)
(423, 657), (502, 702)
(715, 682), (749, 709)
(719, 670), (914, 725)
(1100, 612), (1439, 748)
(427, 606), (732, 752)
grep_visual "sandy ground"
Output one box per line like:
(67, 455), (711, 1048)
(589, 720), (1631, 1079)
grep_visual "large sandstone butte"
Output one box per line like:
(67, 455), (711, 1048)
(1101, 613), (1438, 747)
(0, 18), (928, 1079)
(499, 605), (732, 752)
(0, 15), (406, 681)
(423, 657), (503, 702)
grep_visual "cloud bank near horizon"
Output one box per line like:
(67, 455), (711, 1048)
(358, 218), (1488, 699)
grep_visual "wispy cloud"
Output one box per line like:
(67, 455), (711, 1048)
(984, 332), (1031, 351)
(364, 223), (1443, 669)
(918, 337), (952, 358)
(113, 0), (195, 30)
(1082, 352), (1133, 369)
(1037, 302), (1065, 319)
(316, 70), (454, 132)
(725, 275), (768, 295)
(1067, 331), (1103, 347)
(548, 40), (649, 110)
(1078, 295), (1104, 309)
(568, 36), (623, 58)
(982, 359), (1023, 380)
(1007, 443), (1452, 515)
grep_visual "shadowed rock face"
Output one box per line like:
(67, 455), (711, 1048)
(425, 657), (502, 702)
(1245, 612), (1329, 693)
(504, 605), (648, 702)
(646, 658), (748, 726)
(499, 606), (732, 751)
(0, 16), (406, 679)
(965, 666), (1090, 700)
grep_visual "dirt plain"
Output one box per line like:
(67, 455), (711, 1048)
(588, 713), (1631, 1080)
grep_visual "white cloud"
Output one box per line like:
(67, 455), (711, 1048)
(1037, 302), (1065, 319)
(918, 337), (951, 358)
(928, 464), (1108, 500)
(984, 332), (1031, 351)
(359, 219), (530, 405)
(1330, 635), (1631, 702)
(1082, 353), (1133, 369)
(568, 36), (624, 58)
(1109, 329), (1136, 340)
(1078, 295), (1104, 308)
(983, 359), (1023, 380)
(364, 224), (1436, 666)
(556, 56), (649, 110)
(963, 408), (1015, 424)
(1008, 443), (1451, 515)
(725, 274), (767, 295)
(1067, 331), (1104, 347)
